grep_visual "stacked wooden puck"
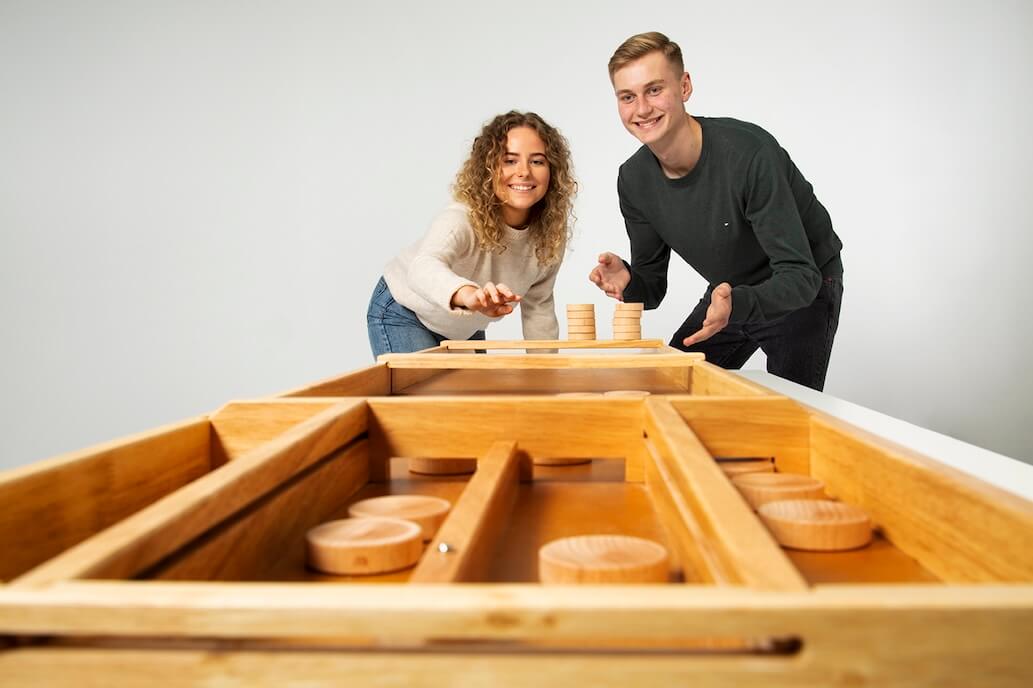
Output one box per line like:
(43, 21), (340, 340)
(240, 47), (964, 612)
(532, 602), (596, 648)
(566, 304), (596, 340)
(612, 302), (643, 340)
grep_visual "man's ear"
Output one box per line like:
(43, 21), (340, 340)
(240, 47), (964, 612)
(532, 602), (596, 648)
(681, 72), (693, 103)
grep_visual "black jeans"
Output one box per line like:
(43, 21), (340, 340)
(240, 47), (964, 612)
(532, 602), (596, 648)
(671, 277), (843, 391)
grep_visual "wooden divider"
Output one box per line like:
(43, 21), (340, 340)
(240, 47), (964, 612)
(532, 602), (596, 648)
(276, 363), (391, 398)
(410, 442), (522, 582)
(690, 361), (771, 396)
(643, 440), (734, 584)
(11, 401), (368, 587)
(643, 399), (806, 591)
(378, 352), (703, 370)
(0, 417), (211, 582)
(668, 397), (810, 474)
(367, 398), (645, 481)
(209, 400), (344, 465)
(810, 412), (1033, 582)
(150, 441), (370, 581)
(440, 339), (666, 350)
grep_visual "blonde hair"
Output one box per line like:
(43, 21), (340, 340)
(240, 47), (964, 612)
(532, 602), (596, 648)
(453, 111), (576, 267)
(608, 31), (684, 80)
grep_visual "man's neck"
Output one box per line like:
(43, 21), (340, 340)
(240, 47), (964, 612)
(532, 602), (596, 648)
(649, 113), (702, 179)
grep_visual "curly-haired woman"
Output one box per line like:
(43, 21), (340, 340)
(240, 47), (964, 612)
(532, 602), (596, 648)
(367, 111), (576, 357)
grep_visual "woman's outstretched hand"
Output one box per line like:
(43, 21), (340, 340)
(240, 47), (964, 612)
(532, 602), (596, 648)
(452, 282), (521, 317)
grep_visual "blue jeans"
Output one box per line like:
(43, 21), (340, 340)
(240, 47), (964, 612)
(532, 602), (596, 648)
(366, 277), (485, 359)
(671, 277), (843, 391)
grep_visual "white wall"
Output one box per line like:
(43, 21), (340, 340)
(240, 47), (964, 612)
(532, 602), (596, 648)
(2, 0), (1031, 470)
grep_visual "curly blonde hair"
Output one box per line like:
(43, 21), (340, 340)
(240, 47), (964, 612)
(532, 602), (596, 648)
(453, 111), (576, 267)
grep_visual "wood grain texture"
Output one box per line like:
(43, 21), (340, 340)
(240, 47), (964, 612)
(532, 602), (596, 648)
(690, 362), (772, 396)
(731, 473), (826, 510)
(810, 413), (1033, 582)
(643, 439), (732, 584)
(1, 584), (1031, 687)
(11, 401), (368, 586)
(538, 535), (669, 583)
(440, 339), (665, 350)
(368, 397), (646, 463)
(758, 500), (872, 552)
(644, 399), (807, 591)
(379, 352), (702, 370)
(306, 517), (422, 575)
(409, 441), (521, 582)
(209, 401), (339, 463)
(151, 440), (370, 581)
(669, 397), (810, 475)
(395, 368), (690, 395)
(276, 363), (390, 397)
(0, 417), (211, 582)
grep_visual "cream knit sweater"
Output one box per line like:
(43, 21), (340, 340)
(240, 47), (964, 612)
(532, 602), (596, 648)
(383, 203), (561, 341)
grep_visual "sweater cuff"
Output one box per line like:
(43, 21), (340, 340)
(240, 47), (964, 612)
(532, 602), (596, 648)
(442, 280), (480, 316)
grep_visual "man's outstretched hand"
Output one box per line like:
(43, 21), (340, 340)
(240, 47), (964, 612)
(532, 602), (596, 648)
(683, 282), (732, 347)
(588, 252), (631, 300)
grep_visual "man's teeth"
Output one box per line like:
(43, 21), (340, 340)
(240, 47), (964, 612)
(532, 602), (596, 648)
(638, 117), (661, 128)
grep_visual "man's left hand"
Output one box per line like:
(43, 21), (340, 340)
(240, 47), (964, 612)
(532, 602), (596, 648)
(682, 282), (732, 347)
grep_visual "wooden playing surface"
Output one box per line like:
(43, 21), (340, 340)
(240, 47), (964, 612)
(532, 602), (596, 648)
(141, 456), (936, 586)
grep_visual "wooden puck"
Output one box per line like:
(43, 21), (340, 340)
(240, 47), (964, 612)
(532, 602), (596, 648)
(555, 392), (603, 397)
(758, 499), (873, 551)
(603, 390), (651, 398)
(567, 325), (597, 334)
(539, 535), (669, 583)
(612, 317), (642, 326)
(568, 333), (597, 340)
(615, 303), (644, 311)
(306, 517), (422, 575)
(566, 317), (597, 326)
(613, 332), (642, 340)
(566, 304), (595, 312)
(408, 457), (476, 476)
(718, 459), (775, 476)
(731, 472), (825, 510)
(348, 495), (452, 541)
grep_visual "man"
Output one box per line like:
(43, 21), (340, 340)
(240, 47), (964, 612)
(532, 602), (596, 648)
(589, 32), (844, 391)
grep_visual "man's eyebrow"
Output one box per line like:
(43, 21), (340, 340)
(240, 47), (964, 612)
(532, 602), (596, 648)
(616, 79), (665, 95)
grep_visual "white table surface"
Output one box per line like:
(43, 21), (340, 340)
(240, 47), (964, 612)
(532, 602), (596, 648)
(739, 370), (1033, 502)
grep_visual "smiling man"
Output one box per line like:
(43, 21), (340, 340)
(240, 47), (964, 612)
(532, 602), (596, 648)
(589, 31), (844, 391)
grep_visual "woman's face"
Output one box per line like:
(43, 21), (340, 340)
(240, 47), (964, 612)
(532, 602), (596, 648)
(495, 126), (550, 227)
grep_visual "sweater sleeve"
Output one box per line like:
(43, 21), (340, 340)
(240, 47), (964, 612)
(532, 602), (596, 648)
(731, 144), (822, 324)
(618, 169), (671, 309)
(519, 261), (561, 342)
(406, 210), (481, 314)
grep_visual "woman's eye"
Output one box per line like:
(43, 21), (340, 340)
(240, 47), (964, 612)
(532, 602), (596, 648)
(532, 159), (547, 166)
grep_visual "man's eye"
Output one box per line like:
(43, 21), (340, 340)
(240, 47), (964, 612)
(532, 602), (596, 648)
(620, 95), (634, 103)
(647, 86), (661, 95)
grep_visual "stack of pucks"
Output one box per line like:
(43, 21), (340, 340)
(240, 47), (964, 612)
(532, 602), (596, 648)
(566, 304), (596, 340)
(612, 302), (643, 340)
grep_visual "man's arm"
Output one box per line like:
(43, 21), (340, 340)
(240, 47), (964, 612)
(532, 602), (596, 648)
(617, 171), (672, 309)
(729, 145), (823, 324)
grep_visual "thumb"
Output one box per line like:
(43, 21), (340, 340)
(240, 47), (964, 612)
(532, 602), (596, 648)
(713, 283), (732, 300)
(598, 252), (614, 265)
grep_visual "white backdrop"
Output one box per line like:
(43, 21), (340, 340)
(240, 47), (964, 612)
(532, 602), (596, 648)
(2, 0), (1031, 470)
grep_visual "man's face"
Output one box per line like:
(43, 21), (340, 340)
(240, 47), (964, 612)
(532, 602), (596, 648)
(612, 51), (691, 146)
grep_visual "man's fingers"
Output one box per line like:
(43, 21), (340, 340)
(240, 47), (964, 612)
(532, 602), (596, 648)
(682, 325), (716, 348)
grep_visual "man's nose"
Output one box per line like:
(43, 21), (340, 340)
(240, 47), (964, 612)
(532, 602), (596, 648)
(635, 98), (652, 117)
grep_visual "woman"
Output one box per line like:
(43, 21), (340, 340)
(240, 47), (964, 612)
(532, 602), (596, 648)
(367, 111), (576, 357)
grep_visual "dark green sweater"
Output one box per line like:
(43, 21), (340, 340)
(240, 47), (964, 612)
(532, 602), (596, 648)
(618, 116), (843, 325)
